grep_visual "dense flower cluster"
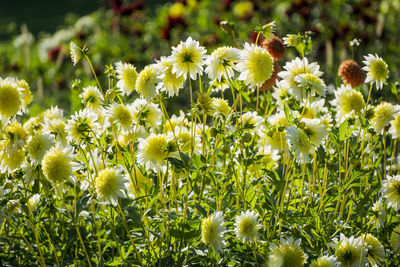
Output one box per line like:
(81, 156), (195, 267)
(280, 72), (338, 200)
(0, 25), (398, 266)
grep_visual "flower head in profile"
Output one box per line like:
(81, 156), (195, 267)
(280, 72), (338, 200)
(268, 237), (308, 267)
(115, 61), (138, 95)
(205, 46), (240, 81)
(283, 34), (301, 47)
(136, 65), (160, 101)
(381, 175), (400, 211)
(237, 43), (274, 88)
(79, 86), (103, 110)
(371, 102), (400, 134)
(331, 85), (365, 123)
(70, 41), (82, 66)
(27, 194), (40, 214)
(234, 210), (261, 243)
(210, 77), (230, 93)
(294, 73), (326, 97)
(0, 79), (23, 122)
(390, 114), (400, 139)
(212, 97), (231, 117)
(42, 145), (77, 186)
(156, 56), (185, 97)
(201, 211), (226, 252)
(95, 168), (126, 205)
(361, 234), (384, 267)
(362, 54), (389, 90)
(335, 234), (367, 267)
(171, 37), (207, 80)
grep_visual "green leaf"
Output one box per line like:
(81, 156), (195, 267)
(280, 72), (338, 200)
(195, 203), (207, 217)
(339, 119), (352, 141)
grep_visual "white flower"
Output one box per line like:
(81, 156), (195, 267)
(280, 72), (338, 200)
(272, 80), (291, 108)
(310, 255), (339, 267)
(286, 126), (312, 163)
(301, 118), (328, 147)
(130, 98), (162, 130)
(115, 61), (138, 95)
(205, 46), (240, 81)
(171, 37), (207, 80)
(237, 42), (274, 88)
(95, 168), (127, 206)
(369, 198), (386, 229)
(381, 175), (400, 211)
(136, 65), (160, 101)
(234, 210), (261, 243)
(278, 57), (323, 100)
(330, 85), (365, 123)
(137, 133), (171, 172)
(79, 86), (103, 110)
(26, 132), (54, 164)
(336, 234), (367, 267)
(66, 109), (100, 143)
(362, 54), (389, 90)
(371, 102), (400, 134)
(156, 56), (185, 97)
(201, 211), (226, 252)
(70, 41), (82, 66)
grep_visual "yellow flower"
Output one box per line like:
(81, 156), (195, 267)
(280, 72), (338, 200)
(331, 85), (365, 123)
(42, 146), (75, 185)
(237, 43), (274, 88)
(372, 102), (399, 133)
(156, 56), (185, 97)
(16, 79), (33, 107)
(390, 225), (400, 253)
(361, 234), (385, 266)
(201, 212), (225, 252)
(0, 79), (22, 122)
(268, 237), (307, 267)
(136, 65), (159, 101)
(95, 168), (126, 205)
(115, 61), (138, 95)
(107, 103), (134, 129)
(137, 134), (170, 172)
(363, 54), (389, 90)
(234, 210), (261, 243)
(26, 132), (54, 164)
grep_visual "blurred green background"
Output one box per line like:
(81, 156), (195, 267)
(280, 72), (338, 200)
(1, 0), (399, 116)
